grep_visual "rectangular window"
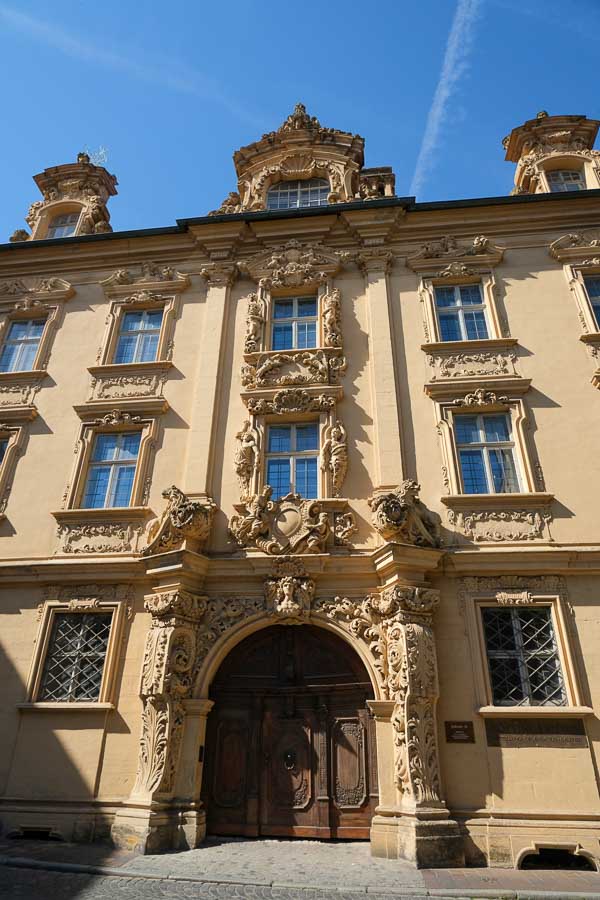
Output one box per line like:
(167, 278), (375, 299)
(434, 284), (489, 342)
(0, 438), (8, 465)
(455, 413), (520, 494)
(584, 276), (600, 329)
(265, 422), (319, 499)
(81, 431), (141, 508)
(38, 612), (113, 701)
(113, 309), (164, 364)
(0, 319), (46, 372)
(271, 297), (317, 351)
(482, 605), (567, 706)
(546, 170), (585, 192)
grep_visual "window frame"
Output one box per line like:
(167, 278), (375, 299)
(420, 272), (506, 345)
(81, 430), (143, 509)
(97, 296), (177, 368)
(266, 178), (330, 211)
(46, 211), (82, 239)
(545, 168), (586, 193)
(433, 282), (491, 342)
(0, 421), (29, 519)
(264, 420), (320, 499)
(24, 594), (128, 709)
(269, 295), (319, 351)
(454, 411), (522, 495)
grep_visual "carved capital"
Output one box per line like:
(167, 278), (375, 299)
(357, 248), (393, 276)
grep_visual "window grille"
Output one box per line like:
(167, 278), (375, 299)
(546, 170), (586, 192)
(114, 309), (164, 364)
(0, 319), (46, 373)
(47, 212), (80, 239)
(584, 277), (600, 329)
(266, 178), (330, 210)
(271, 297), (317, 350)
(482, 605), (567, 706)
(265, 422), (319, 499)
(38, 612), (113, 701)
(455, 413), (520, 494)
(434, 284), (489, 341)
(81, 431), (141, 508)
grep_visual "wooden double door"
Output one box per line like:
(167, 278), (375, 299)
(202, 625), (378, 839)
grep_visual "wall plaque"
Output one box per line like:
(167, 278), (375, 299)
(445, 721), (475, 743)
(485, 717), (588, 749)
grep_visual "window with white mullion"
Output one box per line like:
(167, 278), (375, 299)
(0, 318), (46, 373)
(584, 276), (600, 329)
(47, 212), (80, 239)
(271, 297), (318, 351)
(113, 308), (164, 364)
(81, 431), (141, 509)
(454, 413), (520, 495)
(265, 422), (319, 499)
(546, 169), (585, 192)
(434, 283), (489, 342)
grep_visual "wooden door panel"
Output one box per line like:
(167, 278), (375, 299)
(204, 707), (258, 835)
(332, 717), (367, 810)
(266, 718), (312, 812)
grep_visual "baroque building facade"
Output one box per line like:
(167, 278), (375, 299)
(0, 106), (600, 869)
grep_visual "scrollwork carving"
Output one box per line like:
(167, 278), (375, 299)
(246, 388), (336, 415)
(230, 488), (330, 555)
(143, 485), (217, 556)
(369, 480), (441, 547)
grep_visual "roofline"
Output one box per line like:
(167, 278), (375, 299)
(3, 189), (600, 252)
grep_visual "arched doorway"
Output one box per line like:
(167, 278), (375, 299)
(202, 624), (378, 839)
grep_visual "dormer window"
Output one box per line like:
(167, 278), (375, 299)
(546, 170), (586, 192)
(266, 178), (329, 210)
(47, 212), (80, 239)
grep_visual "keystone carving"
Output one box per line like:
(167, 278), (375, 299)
(321, 420), (348, 497)
(264, 557), (315, 622)
(239, 240), (347, 288)
(229, 487), (330, 554)
(369, 480), (441, 547)
(144, 485), (217, 556)
(453, 389), (508, 407)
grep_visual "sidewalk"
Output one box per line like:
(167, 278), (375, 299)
(1, 836), (599, 898)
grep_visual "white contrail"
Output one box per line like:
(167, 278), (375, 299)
(410, 0), (483, 197)
(0, 5), (264, 129)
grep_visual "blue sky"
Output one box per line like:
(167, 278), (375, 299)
(1, 0), (599, 239)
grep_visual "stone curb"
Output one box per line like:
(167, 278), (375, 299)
(1, 855), (600, 900)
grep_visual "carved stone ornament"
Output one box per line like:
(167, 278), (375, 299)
(496, 590), (533, 605)
(101, 262), (187, 289)
(447, 506), (553, 543)
(243, 292), (267, 353)
(369, 480), (442, 548)
(264, 557), (315, 622)
(230, 487), (330, 555)
(459, 574), (566, 603)
(92, 409), (142, 426)
(43, 582), (132, 605)
(143, 485), (217, 556)
(427, 349), (518, 382)
(56, 520), (144, 555)
(321, 420), (348, 497)
(234, 419), (259, 500)
(333, 511), (358, 545)
(239, 240), (347, 288)
(0, 277), (74, 308)
(453, 389), (508, 407)
(241, 350), (346, 390)
(246, 388), (336, 415)
(437, 262), (476, 279)
(549, 231), (600, 263)
(407, 234), (504, 272)
(322, 288), (342, 347)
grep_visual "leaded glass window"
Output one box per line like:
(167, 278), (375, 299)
(47, 212), (80, 239)
(81, 431), (141, 508)
(271, 297), (317, 350)
(38, 612), (113, 702)
(113, 309), (164, 364)
(546, 170), (586, 192)
(584, 277), (600, 329)
(482, 606), (567, 706)
(0, 318), (46, 373)
(434, 284), (489, 341)
(455, 413), (520, 494)
(265, 422), (319, 499)
(266, 179), (330, 210)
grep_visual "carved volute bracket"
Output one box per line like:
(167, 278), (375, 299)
(143, 485), (217, 556)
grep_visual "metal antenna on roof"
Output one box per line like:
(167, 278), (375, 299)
(82, 145), (109, 166)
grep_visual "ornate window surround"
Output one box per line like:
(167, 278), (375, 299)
(21, 585), (130, 710)
(0, 417), (33, 520)
(458, 577), (591, 717)
(418, 269), (507, 347)
(0, 277), (74, 411)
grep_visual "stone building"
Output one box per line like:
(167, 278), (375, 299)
(0, 105), (600, 870)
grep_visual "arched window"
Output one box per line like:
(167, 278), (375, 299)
(546, 169), (586, 192)
(266, 178), (329, 210)
(47, 211), (80, 239)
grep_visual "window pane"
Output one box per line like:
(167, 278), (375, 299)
(92, 434), (119, 461)
(459, 284), (483, 306)
(463, 310), (489, 340)
(82, 465), (111, 508)
(434, 287), (456, 308)
(297, 298), (317, 317)
(459, 448), (489, 493)
(38, 612), (112, 702)
(488, 656), (526, 705)
(273, 300), (294, 320)
(454, 415), (480, 445)
(272, 324), (293, 350)
(483, 607), (518, 652)
(489, 449), (519, 493)
(296, 423), (319, 451)
(591, 300), (600, 329)
(118, 432), (141, 460)
(438, 312), (462, 341)
(7, 321), (31, 341)
(266, 458), (291, 498)
(110, 465), (136, 507)
(0, 343), (18, 373)
(114, 335), (137, 364)
(483, 415), (510, 443)
(29, 319), (46, 338)
(122, 311), (144, 331)
(142, 310), (163, 330)
(267, 179), (329, 210)
(296, 321), (316, 349)
(19, 342), (39, 370)
(295, 457), (318, 498)
(268, 426), (291, 453)
(0, 439), (8, 464)
(585, 277), (600, 299)
(138, 333), (159, 362)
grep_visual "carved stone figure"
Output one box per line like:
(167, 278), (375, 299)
(321, 420), (348, 497)
(369, 480), (441, 547)
(234, 420), (259, 500)
(264, 558), (315, 622)
(322, 288), (342, 347)
(144, 485), (217, 556)
(243, 293), (266, 353)
(230, 491), (330, 555)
